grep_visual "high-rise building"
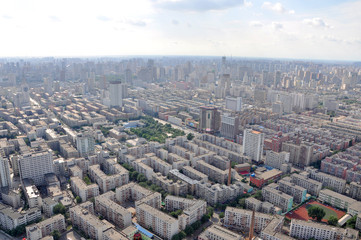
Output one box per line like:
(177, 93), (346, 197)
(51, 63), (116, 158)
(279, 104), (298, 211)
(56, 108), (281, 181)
(0, 156), (11, 187)
(18, 150), (54, 186)
(225, 97), (242, 112)
(109, 81), (124, 107)
(199, 106), (221, 133)
(76, 133), (95, 157)
(243, 129), (265, 162)
(220, 114), (240, 140)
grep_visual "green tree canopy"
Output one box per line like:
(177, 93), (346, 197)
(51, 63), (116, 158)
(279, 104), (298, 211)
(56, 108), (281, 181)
(328, 216), (338, 226)
(308, 206), (326, 222)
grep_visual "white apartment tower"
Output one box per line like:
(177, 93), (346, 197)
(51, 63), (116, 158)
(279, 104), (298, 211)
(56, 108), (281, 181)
(243, 129), (265, 162)
(18, 150), (54, 186)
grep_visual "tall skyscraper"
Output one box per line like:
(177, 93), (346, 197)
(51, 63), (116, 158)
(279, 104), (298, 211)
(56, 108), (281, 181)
(76, 133), (95, 157)
(243, 129), (265, 162)
(0, 156), (11, 187)
(18, 150), (54, 186)
(199, 106), (221, 133)
(109, 81), (124, 107)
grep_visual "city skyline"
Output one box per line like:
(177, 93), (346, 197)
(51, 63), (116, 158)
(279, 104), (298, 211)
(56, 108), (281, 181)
(0, 0), (360, 61)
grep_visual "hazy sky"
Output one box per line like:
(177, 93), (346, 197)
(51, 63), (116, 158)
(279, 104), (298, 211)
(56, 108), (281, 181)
(0, 0), (360, 60)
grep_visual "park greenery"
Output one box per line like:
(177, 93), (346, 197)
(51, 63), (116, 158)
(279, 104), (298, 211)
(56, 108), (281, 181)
(53, 203), (66, 215)
(308, 206), (326, 222)
(327, 216), (338, 226)
(129, 116), (185, 143)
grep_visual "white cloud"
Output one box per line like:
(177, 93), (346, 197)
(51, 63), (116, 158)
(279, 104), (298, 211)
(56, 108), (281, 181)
(262, 2), (294, 14)
(244, 0), (253, 8)
(303, 18), (331, 28)
(172, 19), (179, 25)
(249, 21), (263, 27)
(272, 22), (283, 30)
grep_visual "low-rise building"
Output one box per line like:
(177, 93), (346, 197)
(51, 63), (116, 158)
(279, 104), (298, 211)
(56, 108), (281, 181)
(198, 225), (241, 240)
(26, 214), (66, 240)
(136, 203), (179, 240)
(319, 189), (356, 210)
(250, 169), (282, 188)
(290, 219), (359, 240)
(262, 186), (293, 212)
(278, 179), (307, 203)
(70, 176), (99, 202)
(291, 173), (322, 196)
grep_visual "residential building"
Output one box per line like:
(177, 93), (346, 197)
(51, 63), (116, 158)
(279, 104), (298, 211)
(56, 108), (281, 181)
(70, 177), (99, 202)
(198, 225), (241, 240)
(318, 189), (356, 210)
(136, 203), (179, 240)
(262, 186), (293, 212)
(18, 150), (54, 186)
(291, 173), (322, 196)
(243, 129), (265, 162)
(306, 168), (346, 194)
(278, 179), (307, 203)
(26, 214), (65, 240)
(224, 207), (273, 233)
(265, 151), (290, 170)
(76, 132), (95, 157)
(250, 169), (282, 188)
(290, 219), (359, 240)
(0, 156), (11, 187)
(198, 106), (221, 133)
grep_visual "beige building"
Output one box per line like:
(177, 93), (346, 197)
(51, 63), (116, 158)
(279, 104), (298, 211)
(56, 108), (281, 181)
(70, 176), (99, 202)
(198, 225), (241, 240)
(136, 203), (179, 240)
(95, 192), (132, 229)
(26, 214), (66, 240)
(290, 219), (359, 240)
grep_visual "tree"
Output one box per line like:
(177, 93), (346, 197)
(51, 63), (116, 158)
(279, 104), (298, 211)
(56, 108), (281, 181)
(346, 215), (357, 229)
(239, 198), (246, 208)
(76, 196), (82, 204)
(254, 190), (262, 200)
(308, 206), (326, 222)
(184, 225), (194, 236)
(52, 230), (61, 240)
(137, 173), (147, 183)
(328, 216), (338, 226)
(187, 133), (194, 141)
(219, 212), (225, 218)
(206, 206), (214, 218)
(130, 171), (139, 181)
(53, 203), (66, 215)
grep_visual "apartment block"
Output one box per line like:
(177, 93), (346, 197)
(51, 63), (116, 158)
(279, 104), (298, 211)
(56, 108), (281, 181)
(195, 160), (228, 184)
(306, 168), (346, 194)
(262, 186), (293, 212)
(198, 225), (241, 240)
(290, 219), (359, 240)
(70, 176), (99, 202)
(196, 180), (250, 205)
(26, 214), (65, 240)
(165, 195), (206, 230)
(136, 203), (179, 240)
(224, 207), (273, 233)
(319, 189), (356, 210)
(349, 182), (361, 201)
(265, 151), (290, 170)
(88, 164), (129, 193)
(18, 150), (54, 186)
(0, 203), (41, 231)
(151, 172), (188, 196)
(260, 216), (294, 240)
(278, 179), (307, 203)
(95, 192), (132, 229)
(243, 129), (265, 162)
(182, 166), (208, 181)
(291, 173), (322, 196)
(115, 182), (161, 209)
(356, 213), (361, 231)
(69, 205), (115, 240)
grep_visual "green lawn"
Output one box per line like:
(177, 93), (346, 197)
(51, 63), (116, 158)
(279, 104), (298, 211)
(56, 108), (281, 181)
(305, 204), (338, 220)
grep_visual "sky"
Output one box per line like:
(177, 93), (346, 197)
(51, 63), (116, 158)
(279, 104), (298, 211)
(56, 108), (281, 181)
(0, 0), (360, 61)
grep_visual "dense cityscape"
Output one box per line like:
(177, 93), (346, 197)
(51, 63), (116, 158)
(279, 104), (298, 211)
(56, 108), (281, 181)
(0, 56), (360, 240)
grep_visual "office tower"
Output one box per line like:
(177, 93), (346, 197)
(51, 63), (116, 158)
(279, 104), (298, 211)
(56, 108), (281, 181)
(243, 129), (265, 162)
(109, 81), (124, 107)
(0, 156), (11, 187)
(76, 133), (95, 157)
(18, 150), (54, 186)
(199, 106), (221, 133)
(225, 97), (242, 112)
